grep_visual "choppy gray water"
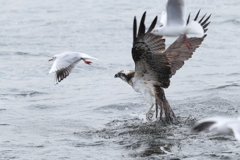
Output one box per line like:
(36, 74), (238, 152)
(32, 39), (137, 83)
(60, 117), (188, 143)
(1, 0), (240, 159)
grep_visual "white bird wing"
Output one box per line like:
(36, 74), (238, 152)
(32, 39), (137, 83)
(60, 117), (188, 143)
(160, 11), (167, 26)
(193, 117), (240, 134)
(185, 20), (204, 38)
(184, 10), (211, 38)
(49, 52), (82, 84)
(166, 0), (185, 27)
(192, 117), (218, 132)
(49, 52), (81, 73)
(228, 123), (240, 141)
(192, 117), (235, 132)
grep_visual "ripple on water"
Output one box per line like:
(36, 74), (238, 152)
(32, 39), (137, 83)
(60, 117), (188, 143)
(15, 52), (29, 55)
(73, 113), (240, 159)
(96, 103), (144, 111)
(26, 104), (58, 110)
(221, 19), (240, 25)
(74, 117), (187, 158)
(0, 91), (47, 98)
(207, 84), (240, 91)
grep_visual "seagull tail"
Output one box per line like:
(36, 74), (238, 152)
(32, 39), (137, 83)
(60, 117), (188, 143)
(81, 53), (98, 61)
(154, 85), (176, 122)
(228, 123), (240, 141)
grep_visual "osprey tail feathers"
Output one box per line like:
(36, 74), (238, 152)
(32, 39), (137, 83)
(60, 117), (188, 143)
(154, 86), (176, 122)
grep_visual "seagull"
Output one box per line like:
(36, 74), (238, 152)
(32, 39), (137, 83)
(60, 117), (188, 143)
(114, 11), (210, 122)
(48, 51), (97, 84)
(192, 117), (240, 142)
(151, 0), (211, 48)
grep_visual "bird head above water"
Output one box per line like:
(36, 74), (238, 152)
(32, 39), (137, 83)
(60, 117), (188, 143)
(114, 70), (135, 84)
(48, 55), (58, 61)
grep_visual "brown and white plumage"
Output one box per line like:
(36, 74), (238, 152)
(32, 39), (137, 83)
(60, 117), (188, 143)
(115, 11), (210, 122)
(48, 52), (97, 84)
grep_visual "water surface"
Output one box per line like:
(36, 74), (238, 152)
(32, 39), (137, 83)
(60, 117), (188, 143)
(1, 0), (240, 159)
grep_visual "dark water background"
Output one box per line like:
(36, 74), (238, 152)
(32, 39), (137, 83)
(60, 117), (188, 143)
(1, 0), (240, 159)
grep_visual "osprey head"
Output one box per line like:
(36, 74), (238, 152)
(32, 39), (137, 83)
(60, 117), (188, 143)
(114, 70), (135, 84)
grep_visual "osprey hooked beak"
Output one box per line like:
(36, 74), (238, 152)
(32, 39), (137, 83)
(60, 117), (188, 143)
(114, 73), (119, 78)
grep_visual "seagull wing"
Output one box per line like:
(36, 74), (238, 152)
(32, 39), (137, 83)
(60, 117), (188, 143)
(160, 11), (167, 26)
(192, 117), (232, 132)
(185, 10), (211, 38)
(49, 52), (82, 84)
(192, 117), (221, 132)
(228, 122), (240, 141)
(166, 0), (185, 26)
(54, 61), (80, 84)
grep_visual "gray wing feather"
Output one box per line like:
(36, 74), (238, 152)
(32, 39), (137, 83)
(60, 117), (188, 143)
(192, 121), (216, 132)
(55, 61), (80, 84)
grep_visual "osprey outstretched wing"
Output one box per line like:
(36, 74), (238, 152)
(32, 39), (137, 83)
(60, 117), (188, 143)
(115, 11), (210, 121)
(132, 11), (210, 88)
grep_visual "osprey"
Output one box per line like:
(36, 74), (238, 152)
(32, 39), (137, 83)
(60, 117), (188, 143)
(114, 11), (210, 122)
